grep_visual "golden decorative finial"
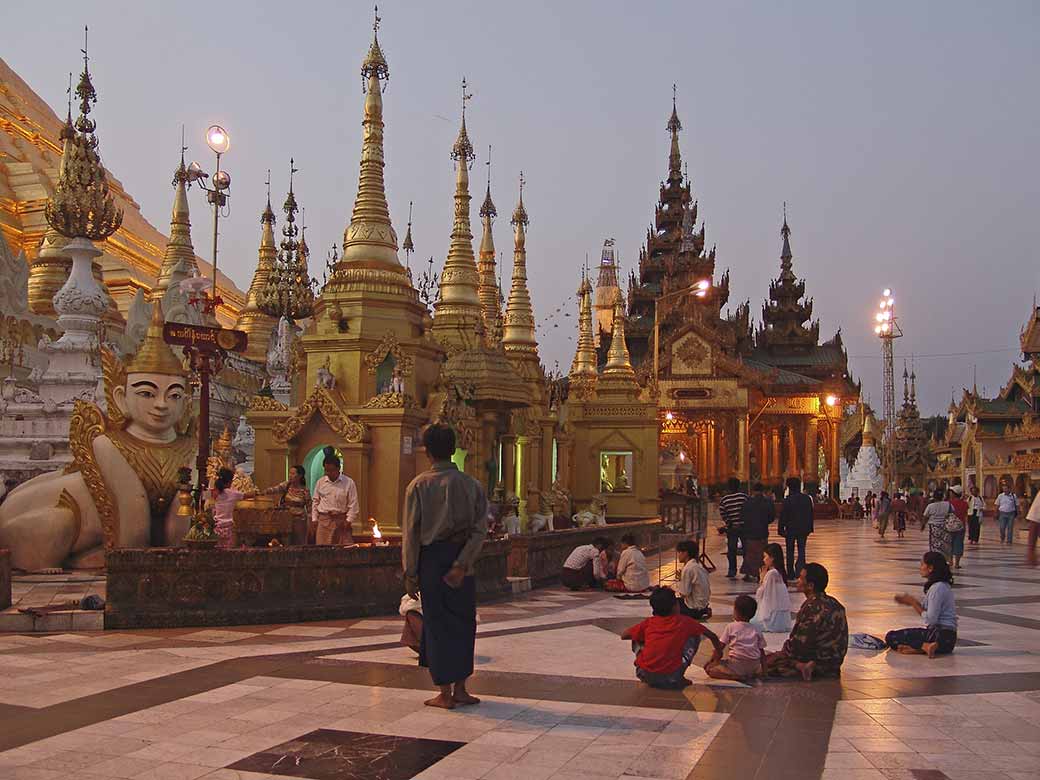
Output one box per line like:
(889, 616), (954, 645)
(45, 28), (123, 240)
(503, 171), (539, 366)
(342, 8), (400, 267)
(152, 141), (197, 302)
(569, 267), (597, 380)
(124, 302), (186, 377)
(603, 290), (635, 375)
(403, 200), (414, 255)
(432, 83), (483, 348)
(511, 171), (528, 227)
(479, 144), (496, 219)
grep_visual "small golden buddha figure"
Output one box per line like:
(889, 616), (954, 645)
(0, 303), (195, 571)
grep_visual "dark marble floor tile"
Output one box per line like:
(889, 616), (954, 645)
(228, 728), (464, 780)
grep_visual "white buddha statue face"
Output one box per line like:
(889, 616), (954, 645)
(113, 373), (189, 443)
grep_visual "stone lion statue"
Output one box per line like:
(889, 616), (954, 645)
(573, 495), (609, 528)
(527, 492), (554, 534)
(0, 303), (195, 572)
(501, 493), (521, 536)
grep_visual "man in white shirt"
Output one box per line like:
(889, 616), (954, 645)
(561, 538), (612, 590)
(311, 450), (359, 545)
(996, 485), (1018, 545)
(967, 486), (985, 544)
(676, 540), (711, 619)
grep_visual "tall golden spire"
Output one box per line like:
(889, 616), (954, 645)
(151, 144), (198, 302)
(569, 267), (597, 380)
(45, 27), (123, 241)
(235, 170), (280, 361)
(603, 290), (635, 378)
(477, 144), (501, 346)
(431, 78), (483, 350)
(502, 172), (540, 373)
(340, 6), (400, 268)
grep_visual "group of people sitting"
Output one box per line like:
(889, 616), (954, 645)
(621, 560), (849, 688)
(560, 534), (651, 593)
(620, 547), (961, 690)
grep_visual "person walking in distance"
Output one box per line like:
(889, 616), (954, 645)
(778, 477), (813, 578)
(966, 485), (984, 545)
(996, 483), (1018, 545)
(718, 478), (748, 580)
(403, 424), (488, 710)
(311, 449), (358, 545)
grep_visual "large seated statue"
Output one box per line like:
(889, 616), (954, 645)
(0, 304), (195, 572)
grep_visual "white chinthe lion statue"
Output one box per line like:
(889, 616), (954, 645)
(573, 495), (608, 528)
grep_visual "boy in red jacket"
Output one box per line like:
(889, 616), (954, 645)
(622, 587), (722, 689)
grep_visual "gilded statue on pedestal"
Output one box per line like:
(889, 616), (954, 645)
(0, 304), (195, 571)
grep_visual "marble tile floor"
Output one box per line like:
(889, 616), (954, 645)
(0, 518), (1038, 779)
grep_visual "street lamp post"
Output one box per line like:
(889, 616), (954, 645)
(183, 125), (231, 316)
(653, 278), (710, 380)
(873, 288), (902, 492)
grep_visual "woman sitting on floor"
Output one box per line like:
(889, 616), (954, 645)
(561, 537), (613, 590)
(886, 551), (958, 658)
(752, 542), (792, 633)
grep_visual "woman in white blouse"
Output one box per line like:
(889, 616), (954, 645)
(752, 542), (793, 633)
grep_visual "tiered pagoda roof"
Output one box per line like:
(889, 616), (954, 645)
(894, 366), (934, 471)
(615, 91), (732, 368)
(755, 213), (820, 352)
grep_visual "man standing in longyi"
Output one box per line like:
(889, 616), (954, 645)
(403, 423), (488, 709)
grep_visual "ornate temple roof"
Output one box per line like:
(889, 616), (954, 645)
(755, 211), (820, 351)
(0, 57), (245, 324)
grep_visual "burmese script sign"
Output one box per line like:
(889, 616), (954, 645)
(162, 323), (248, 353)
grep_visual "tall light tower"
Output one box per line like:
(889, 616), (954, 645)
(873, 288), (902, 489)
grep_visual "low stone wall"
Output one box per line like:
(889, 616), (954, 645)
(105, 540), (511, 630)
(0, 549), (10, 610)
(508, 518), (662, 587)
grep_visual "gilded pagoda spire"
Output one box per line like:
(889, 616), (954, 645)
(431, 78), (484, 350)
(477, 144), (502, 347)
(235, 171), (280, 361)
(603, 290), (634, 375)
(569, 268), (597, 380)
(780, 202), (794, 279)
(666, 84), (682, 183)
(502, 171), (539, 370)
(151, 147), (198, 302)
(340, 6), (400, 268)
(757, 205), (819, 350)
(45, 29), (123, 241)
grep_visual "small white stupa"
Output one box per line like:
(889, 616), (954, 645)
(842, 413), (883, 500)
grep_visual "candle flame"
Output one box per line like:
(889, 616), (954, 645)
(372, 521), (382, 539)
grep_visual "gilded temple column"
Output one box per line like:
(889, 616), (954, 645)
(787, 426), (799, 477)
(698, 431), (708, 483)
(516, 435), (530, 523)
(770, 428), (781, 481)
(828, 422), (840, 496)
(718, 427), (729, 484)
(706, 426), (716, 485)
(805, 418), (819, 484)
(737, 416), (748, 483)
(501, 434), (517, 495)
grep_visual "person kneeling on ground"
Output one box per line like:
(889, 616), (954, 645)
(764, 562), (848, 681)
(605, 533), (651, 592)
(622, 587), (722, 689)
(706, 595), (767, 681)
(561, 537), (613, 590)
(886, 551), (958, 658)
(676, 540), (712, 619)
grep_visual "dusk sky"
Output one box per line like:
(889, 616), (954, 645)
(4, 1), (1037, 415)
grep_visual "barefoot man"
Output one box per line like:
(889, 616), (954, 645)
(764, 562), (848, 681)
(403, 423), (488, 710)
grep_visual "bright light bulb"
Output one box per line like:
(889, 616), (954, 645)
(883, 288), (891, 297)
(875, 313), (883, 322)
(826, 394), (838, 407)
(874, 325), (882, 334)
(665, 411), (674, 421)
(888, 298), (894, 307)
(205, 124), (230, 154)
(696, 279), (710, 290)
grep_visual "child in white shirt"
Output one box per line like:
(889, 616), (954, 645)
(705, 595), (766, 681)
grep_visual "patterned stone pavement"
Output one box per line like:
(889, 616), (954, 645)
(0, 518), (1038, 779)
